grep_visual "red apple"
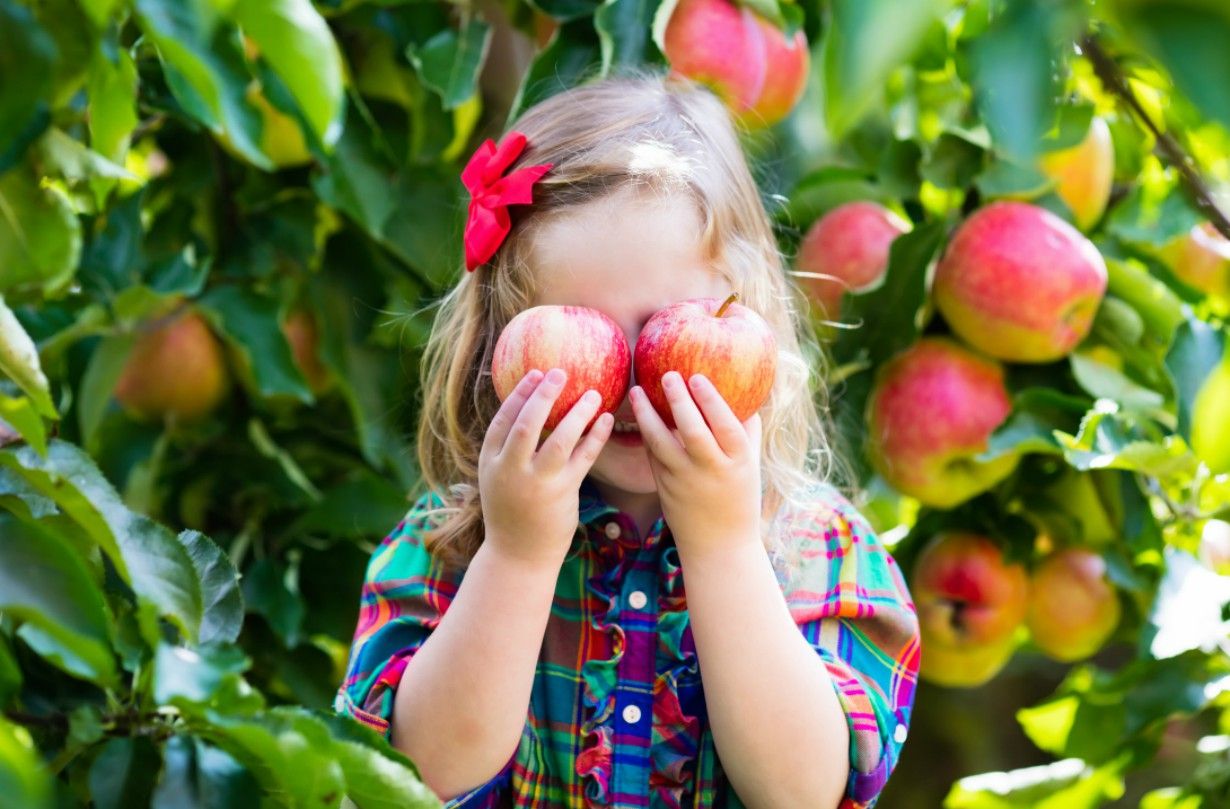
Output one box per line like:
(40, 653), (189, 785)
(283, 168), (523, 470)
(1037, 116), (1115, 232)
(491, 305), (630, 431)
(663, 0), (767, 119)
(282, 308), (332, 396)
(867, 338), (1017, 508)
(634, 294), (776, 429)
(1026, 548), (1120, 662)
(115, 309), (231, 424)
(795, 201), (910, 318)
(743, 15), (809, 127)
(933, 201), (1108, 363)
(1157, 222), (1230, 300)
(913, 532), (1029, 687)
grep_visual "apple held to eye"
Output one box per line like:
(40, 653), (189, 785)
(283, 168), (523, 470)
(634, 294), (777, 429)
(490, 305), (631, 430)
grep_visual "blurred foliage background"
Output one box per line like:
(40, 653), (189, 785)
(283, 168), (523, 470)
(2, 0), (1230, 806)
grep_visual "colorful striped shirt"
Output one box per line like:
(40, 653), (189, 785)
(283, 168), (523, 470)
(336, 480), (920, 808)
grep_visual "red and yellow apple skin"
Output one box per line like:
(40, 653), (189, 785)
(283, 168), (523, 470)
(933, 202), (1109, 363)
(491, 305), (631, 431)
(633, 295), (777, 429)
(1026, 548), (1120, 662)
(866, 338), (1017, 508)
(282, 308), (332, 396)
(663, 0), (767, 117)
(744, 15), (809, 127)
(1158, 222), (1230, 300)
(913, 532), (1029, 687)
(1038, 116), (1115, 232)
(115, 309), (231, 423)
(795, 201), (909, 318)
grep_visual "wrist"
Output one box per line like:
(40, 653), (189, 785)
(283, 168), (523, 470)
(478, 531), (570, 576)
(673, 527), (764, 568)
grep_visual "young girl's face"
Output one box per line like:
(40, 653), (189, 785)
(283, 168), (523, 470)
(529, 188), (731, 502)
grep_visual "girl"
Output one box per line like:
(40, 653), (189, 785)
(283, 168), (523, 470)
(336, 75), (920, 809)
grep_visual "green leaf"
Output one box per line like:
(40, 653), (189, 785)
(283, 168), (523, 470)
(1070, 351), (1165, 411)
(407, 19), (493, 110)
(77, 334), (135, 453)
(975, 158), (1052, 199)
(0, 395), (47, 456)
(0, 298), (55, 419)
(945, 757), (1126, 808)
(319, 713), (441, 809)
(88, 737), (161, 809)
(980, 388), (1088, 461)
(1144, 548), (1230, 659)
(967, 0), (1057, 161)
(228, 0), (345, 146)
(509, 18), (601, 121)
(200, 286), (311, 402)
(596, 0), (661, 75)
(0, 440), (204, 643)
(0, 635), (20, 706)
(179, 531), (244, 646)
(822, 0), (949, 136)
(0, 465), (56, 519)
(37, 128), (141, 208)
(0, 0), (56, 173)
(1103, 258), (1184, 341)
(0, 718), (52, 809)
(781, 167), (887, 227)
(0, 513), (117, 686)
(152, 736), (261, 809)
(1164, 315), (1225, 444)
(287, 471), (411, 540)
(153, 642), (258, 712)
(531, 0), (603, 23)
(243, 558), (305, 647)
(0, 165), (82, 297)
(921, 132), (984, 189)
(833, 221), (944, 367)
(247, 419), (322, 502)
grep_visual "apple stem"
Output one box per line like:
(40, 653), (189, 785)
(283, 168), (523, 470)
(715, 293), (739, 318)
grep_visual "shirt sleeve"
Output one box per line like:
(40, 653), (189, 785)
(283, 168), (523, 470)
(777, 484), (921, 809)
(334, 493), (512, 808)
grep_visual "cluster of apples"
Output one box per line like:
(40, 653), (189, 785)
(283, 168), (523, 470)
(662, 0), (810, 128)
(113, 306), (331, 425)
(489, 294), (777, 432)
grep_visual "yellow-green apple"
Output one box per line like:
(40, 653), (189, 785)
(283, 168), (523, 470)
(933, 201), (1108, 363)
(1039, 468), (1121, 546)
(744, 15), (809, 127)
(1191, 349), (1230, 474)
(913, 532), (1029, 687)
(866, 338), (1017, 508)
(1026, 547), (1120, 662)
(663, 0), (767, 119)
(633, 293), (776, 429)
(114, 309), (230, 423)
(1157, 222), (1230, 300)
(282, 308), (332, 396)
(491, 305), (631, 431)
(795, 202), (910, 318)
(1037, 116), (1114, 232)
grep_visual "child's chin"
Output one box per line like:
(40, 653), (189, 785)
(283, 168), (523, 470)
(591, 449), (657, 495)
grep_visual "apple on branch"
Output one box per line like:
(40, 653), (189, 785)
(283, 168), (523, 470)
(491, 305), (631, 431)
(115, 308), (231, 424)
(1037, 116), (1115, 232)
(1025, 547), (1120, 662)
(794, 201), (910, 319)
(633, 293), (777, 429)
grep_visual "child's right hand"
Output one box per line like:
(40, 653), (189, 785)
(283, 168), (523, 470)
(479, 368), (614, 568)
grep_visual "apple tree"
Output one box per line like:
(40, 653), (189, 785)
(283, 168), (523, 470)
(1, 0), (1229, 806)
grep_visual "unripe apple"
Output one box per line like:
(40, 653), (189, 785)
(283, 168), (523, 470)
(795, 202), (909, 318)
(633, 294), (776, 429)
(1040, 468), (1121, 546)
(913, 532), (1029, 687)
(1157, 222), (1230, 300)
(114, 309), (230, 423)
(866, 338), (1017, 508)
(1191, 349), (1230, 474)
(282, 309), (332, 396)
(933, 202), (1109, 363)
(743, 15), (809, 127)
(491, 305), (630, 431)
(1026, 548), (1120, 662)
(1037, 117), (1114, 232)
(663, 0), (767, 118)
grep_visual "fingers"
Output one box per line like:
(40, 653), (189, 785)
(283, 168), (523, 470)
(687, 374), (750, 457)
(661, 372), (722, 461)
(568, 412), (615, 473)
(538, 389), (603, 468)
(502, 367), (567, 457)
(630, 385), (686, 468)
(483, 369), (544, 458)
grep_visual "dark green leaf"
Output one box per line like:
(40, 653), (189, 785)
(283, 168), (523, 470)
(532, 0), (603, 23)
(0, 513), (116, 686)
(921, 132), (984, 189)
(200, 286), (312, 402)
(0, 164), (82, 297)
(287, 471), (411, 540)
(407, 19), (492, 110)
(596, 0), (661, 74)
(153, 642), (257, 712)
(1164, 315), (1224, 443)
(78, 334), (136, 453)
(980, 388), (1088, 461)
(781, 167), (886, 228)
(0, 395), (47, 456)
(975, 158), (1051, 199)
(509, 19), (601, 121)
(0, 0), (56, 173)
(88, 737), (161, 809)
(0, 718), (52, 809)
(0, 635), (19, 706)
(243, 558), (305, 647)
(152, 736), (261, 809)
(179, 531), (244, 646)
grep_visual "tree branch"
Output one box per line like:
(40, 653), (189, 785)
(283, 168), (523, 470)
(1081, 33), (1230, 241)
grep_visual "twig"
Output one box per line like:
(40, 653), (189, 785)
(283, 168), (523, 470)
(1081, 34), (1230, 241)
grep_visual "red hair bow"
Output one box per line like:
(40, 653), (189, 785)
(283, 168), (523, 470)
(461, 132), (552, 271)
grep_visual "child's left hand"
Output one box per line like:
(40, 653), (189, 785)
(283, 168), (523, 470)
(631, 371), (763, 557)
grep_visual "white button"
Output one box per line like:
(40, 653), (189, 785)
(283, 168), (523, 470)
(628, 590), (648, 610)
(893, 724), (908, 744)
(622, 704), (642, 724)
(604, 522), (621, 539)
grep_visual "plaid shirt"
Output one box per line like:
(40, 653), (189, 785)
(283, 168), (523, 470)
(336, 480), (919, 808)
